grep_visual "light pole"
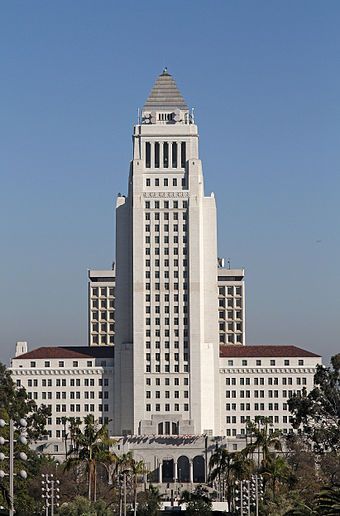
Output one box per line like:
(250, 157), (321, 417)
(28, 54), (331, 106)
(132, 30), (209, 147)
(42, 473), (60, 516)
(0, 418), (28, 516)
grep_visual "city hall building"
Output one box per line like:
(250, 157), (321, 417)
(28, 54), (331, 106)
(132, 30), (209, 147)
(9, 70), (321, 479)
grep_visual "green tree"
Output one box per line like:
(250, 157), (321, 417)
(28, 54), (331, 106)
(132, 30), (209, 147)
(64, 415), (116, 502)
(59, 495), (114, 516)
(181, 485), (212, 515)
(136, 484), (161, 516)
(288, 354), (340, 454)
(209, 447), (254, 509)
(245, 416), (282, 468)
(314, 485), (340, 515)
(0, 363), (51, 514)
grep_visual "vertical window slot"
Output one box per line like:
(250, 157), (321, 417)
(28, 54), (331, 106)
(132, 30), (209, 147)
(163, 142), (169, 168)
(145, 142), (151, 168)
(172, 142), (177, 168)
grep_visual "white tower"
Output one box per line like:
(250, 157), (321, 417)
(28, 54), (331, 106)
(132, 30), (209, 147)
(114, 69), (219, 436)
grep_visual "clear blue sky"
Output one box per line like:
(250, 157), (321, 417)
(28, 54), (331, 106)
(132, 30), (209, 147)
(1, 1), (339, 365)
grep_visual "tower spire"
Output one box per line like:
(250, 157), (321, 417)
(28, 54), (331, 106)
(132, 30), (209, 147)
(143, 69), (188, 110)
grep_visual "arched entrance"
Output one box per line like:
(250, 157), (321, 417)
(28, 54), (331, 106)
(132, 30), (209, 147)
(162, 459), (174, 483)
(177, 455), (190, 483)
(193, 455), (205, 483)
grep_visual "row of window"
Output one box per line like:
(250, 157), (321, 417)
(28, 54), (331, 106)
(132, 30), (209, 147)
(145, 282), (188, 291)
(226, 415), (292, 424)
(226, 389), (304, 398)
(145, 317), (189, 326)
(145, 200), (188, 210)
(21, 377), (109, 388)
(146, 390), (189, 399)
(91, 323), (115, 332)
(219, 286), (242, 296)
(225, 377), (308, 386)
(146, 177), (185, 187)
(29, 360), (94, 368)
(219, 322), (243, 332)
(145, 259), (188, 268)
(219, 309), (243, 319)
(220, 335), (243, 343)
(146, 329), (189, 338)
(145, 403), (189, 412)
(225, 359), (306, 367)
(91, 299), (115, 309)
(145, 211), (187, 221)
(146, 305), (188, 314)
(145, 236), (187, 244)
(145, 141), (186, 169)
(146, 353), (188, 362)
(226, 428), (294, 437)
(145, 341), (188, 350)
(27, 390), (109, 400)
(145, 293), (188, 302)
(145, 225), (187, 233)
(91, 311), (114, 321)
(91, 287), (115, 297)
(91, 335), (114, 345)
(226, 402), (289, 411)
(145, 377), (189, 386)
(219, 298), (243, 308)
(145, 270), (188, 279)
(145, 364), (189, 373)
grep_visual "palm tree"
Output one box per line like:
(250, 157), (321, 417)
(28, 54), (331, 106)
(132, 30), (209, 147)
(64, 415), (115, 502)
(315, 485), (340, 515)
(209, 447), (254, 510)
(130, 459), (146, 516)
(246, 417), (282, 468)
(263, 455), (291, 496)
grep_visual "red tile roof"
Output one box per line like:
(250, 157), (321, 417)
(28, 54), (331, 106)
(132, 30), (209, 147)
(219, 344), (320, 358)
(13, 347), (93, 360)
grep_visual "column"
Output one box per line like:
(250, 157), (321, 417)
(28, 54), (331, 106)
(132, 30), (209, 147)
(189, 460), (193, 483)
(174, 460), (178, 483)
(159, 460), (162, 484)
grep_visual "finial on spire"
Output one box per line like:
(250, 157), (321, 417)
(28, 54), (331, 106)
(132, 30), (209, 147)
(162, 67), (169, 76)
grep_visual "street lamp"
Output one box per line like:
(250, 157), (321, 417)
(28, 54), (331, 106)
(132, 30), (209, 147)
(42, 474), (60, 516)
(0, 418), (28, 516)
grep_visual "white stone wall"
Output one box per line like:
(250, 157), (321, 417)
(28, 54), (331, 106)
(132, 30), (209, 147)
(218, 353), (321, 436)
(10, 354), (114, 437)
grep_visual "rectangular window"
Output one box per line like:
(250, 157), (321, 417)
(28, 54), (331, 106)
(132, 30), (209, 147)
(172, 142), (177, 168)
(145, 142), (151, 168)
(155, 142), (160, 168)
(163, 142), (169, 168)
(181, 142), (186, 168)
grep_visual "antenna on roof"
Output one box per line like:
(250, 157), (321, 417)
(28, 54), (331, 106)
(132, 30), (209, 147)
(228, 258), (231, 270)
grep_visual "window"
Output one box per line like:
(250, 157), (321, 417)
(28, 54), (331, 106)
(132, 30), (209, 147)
(45, 361), (50, 368)
(172, 142), (177, 168)
(145, 142), (151, 168)
(155, 142), (160, 168)
(270, 360), (276, 366)
(242, 360), (247, 366)
(173, 178), (177, 187)
(181, 142), (186, 168)
(298, 359), (304, 366)
(284, 360), (290, 366)
(256, 360), (261, 366)
(73, 361), (79, 367)
(163, 142), (169, 168)
(58, 361), (64, 367)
